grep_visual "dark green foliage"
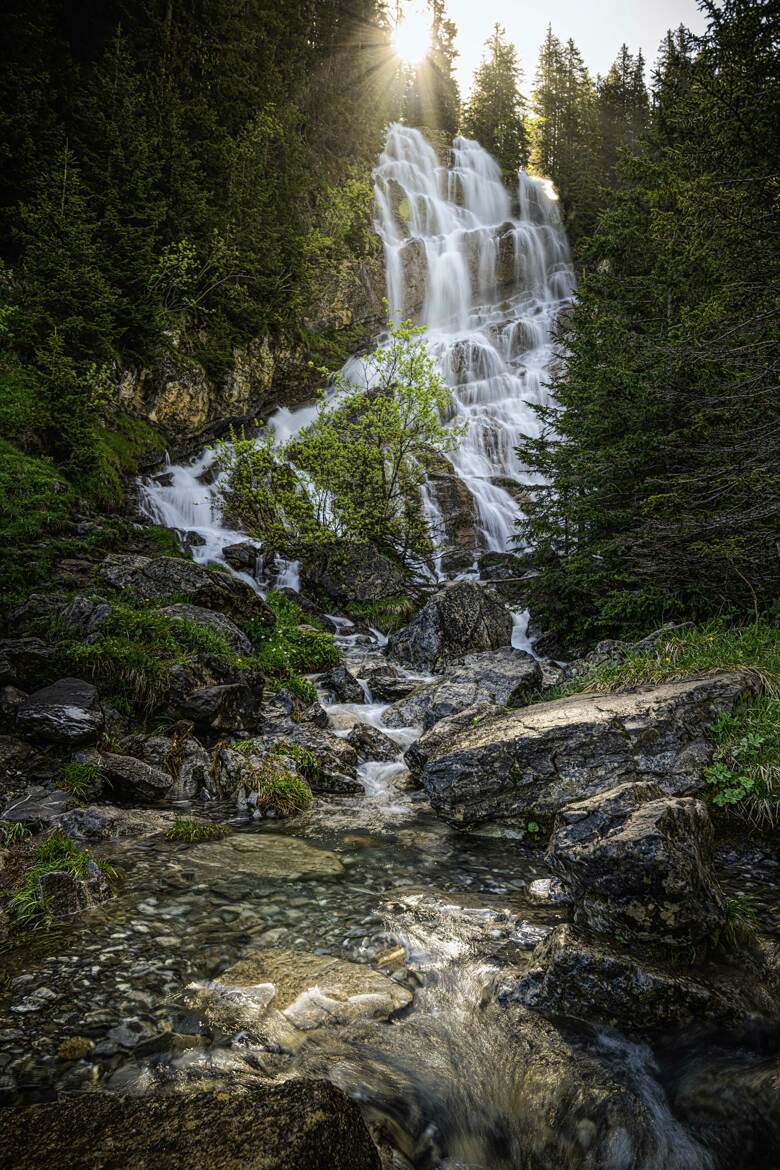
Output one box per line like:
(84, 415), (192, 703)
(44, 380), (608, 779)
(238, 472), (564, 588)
(269, 740), (322, 785)
(60, 762), (103, 802)
(243, 591), (341, 679)
(244, 757), (314, 816)
(346, 593), (419, 632)
(8, 831), (118, 927)
(165, 816), (228, 844)
(520, 0), (779, 643)
(463, 24), (528, 175)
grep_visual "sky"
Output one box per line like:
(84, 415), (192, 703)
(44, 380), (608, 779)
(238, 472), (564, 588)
(442, 1), (709, 94)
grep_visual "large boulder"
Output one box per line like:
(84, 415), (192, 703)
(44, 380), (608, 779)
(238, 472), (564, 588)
(54, 804), (175, 841)
(176, 682), (262, 734)
(91, 751), (174, 803)
(0, 1080), (381, 1170)
(546, 782), (727, 946)
(253, 724), (359, 790)
(121, 727), (211, 800)
(160, 603), (254, 655)
(347, 723), (400, 763)
(98, 554), (274, 626)
(361, 664), (421, 703)
(387, 582), (512, 670)
(303, 543), (405, 603)
(322, 666), (365, 704)
(383, 648), (541, 730)
(187, 833), (345, 881)
(416, 672), (752, 825)
(0, 638), (56, 689)
(16, 679), (104, 745)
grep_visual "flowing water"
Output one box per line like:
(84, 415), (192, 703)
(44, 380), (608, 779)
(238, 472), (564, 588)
(7, 129), (777, 1166)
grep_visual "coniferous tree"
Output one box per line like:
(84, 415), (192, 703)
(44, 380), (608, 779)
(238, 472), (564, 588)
(463, 23), (528, 175)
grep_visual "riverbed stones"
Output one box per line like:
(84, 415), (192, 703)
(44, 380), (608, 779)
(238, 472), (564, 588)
(160, 603), (254, 655)
(193, 947), (412, 1036)
(387, 581), (513, 670)
(547, 782), (726, 946)
(54, 804), (175, 840)
(16, 678), (104, 745)
(187, 832), (345, 880)
(416, 672), (753, 825)
(382, 648), (541, 731)
(0, 1080), (381, 1170)
(98, 553), (275, 626)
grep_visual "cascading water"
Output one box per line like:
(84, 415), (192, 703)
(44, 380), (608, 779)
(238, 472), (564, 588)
(374, 124), (575, 563)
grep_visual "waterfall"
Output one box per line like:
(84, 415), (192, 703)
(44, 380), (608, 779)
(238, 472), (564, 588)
(138, 125), (574, 584)
(374, 124), (575, 568)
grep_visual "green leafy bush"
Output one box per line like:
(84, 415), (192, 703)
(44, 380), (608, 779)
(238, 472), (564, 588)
(245, 590), (340, 680)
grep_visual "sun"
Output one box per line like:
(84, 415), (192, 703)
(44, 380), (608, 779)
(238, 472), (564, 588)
(392, 5), (432, 65)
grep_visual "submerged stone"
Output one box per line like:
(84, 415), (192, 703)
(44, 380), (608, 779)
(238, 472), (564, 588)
(187, 832), (345, 880)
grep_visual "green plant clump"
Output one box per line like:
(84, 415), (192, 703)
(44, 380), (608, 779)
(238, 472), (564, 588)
(245, 591), (340, 679)
(9, 831), (117, 927)
(704, 695), (780, 829)
(269, 740), (321, 784)
(245, 758), (314, 817)
(61, 762), (104, 802)
(0, 821), (31, 847)
(165, 816), (228, 844)
(346, 593), (418, 633)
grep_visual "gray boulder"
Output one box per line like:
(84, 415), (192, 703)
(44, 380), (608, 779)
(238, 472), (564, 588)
(361, 664), (421, 702)
(322, 665), (365, 704)
(55, 804), (175, 840)
(387, 582), (512, 670)
(303, 542), (405, 603)
(0, 1080), (381, 1170)
(2, 786), (71, 827)
(34, 865), (111, 919)
(222, 541), (261, 573)
(176, 683), (263, 734)
(0, 638), (56, 689)
(243, 724), (360, 792)
(383, 648), (541, 731)
(58, 596), (112, 637)
(546, 782), (726, 946)
(347, 723), (400, 762)
(16, 678), (104, 745)
(416, 672), (752, 825)
(122, 727), (211, 799)
(161, 603), (254, 655)
(98, 554), (274, 626)
(93, 752), (173, 803)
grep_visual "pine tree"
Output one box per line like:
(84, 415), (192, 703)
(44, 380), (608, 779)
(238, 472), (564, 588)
(463, 23), (528, 175)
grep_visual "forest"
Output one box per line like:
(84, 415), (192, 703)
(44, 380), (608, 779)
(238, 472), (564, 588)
(0, 2), (779, 1167)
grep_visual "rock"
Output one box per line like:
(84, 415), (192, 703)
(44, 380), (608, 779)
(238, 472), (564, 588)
(58, 596), (112, 636)
(160, 603), (254, 655)
(122, 727), (210, 800)
(417, 672), (753, 825)
(498, 924), (778, 1036)
(222, 541), (261, 573)
(34, 866), (110, 918)
(8, 593), (69, 635)
(546, 782), (727, 946)
(15, 679), (104, 745)
(404, 701), (504, 776)
(303, 542), (406, 603)
(187, 833), (345, 880)
(257, 724), (359, 787)
(387, 582), (512, 670)
(2, 787), (71, 827)
(93, 752), (173, 803)
(0, 639), (56, 690)
(361, 664), (421, 702)
(383, 649), (541, 731)
(0, 1080), (381, 1170)
(322, 666), (365, 704)
(176, 682), (263, 734)
(54, 804), (175, 840)
(347, 723), (400, 763)
(0, 686), (27, 724)
(192, 947), (412, 1036)
(98, 554), (274, 626)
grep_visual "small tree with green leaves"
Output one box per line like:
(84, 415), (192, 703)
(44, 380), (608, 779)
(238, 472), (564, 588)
(220, 324), (458, 575)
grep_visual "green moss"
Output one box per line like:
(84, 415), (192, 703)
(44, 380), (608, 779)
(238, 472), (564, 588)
(76, 414), (165, 510)
(243, 589), (339, 683)
(165, 816), (228, 843)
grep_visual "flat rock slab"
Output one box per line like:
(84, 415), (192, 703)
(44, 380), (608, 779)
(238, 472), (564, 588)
(195, 946), (412, 1035)
(16, 678), (104, 744)
(187, 833), (345, 880)
(418, 672), (752, 824)
(0, 1080), (381, 1170)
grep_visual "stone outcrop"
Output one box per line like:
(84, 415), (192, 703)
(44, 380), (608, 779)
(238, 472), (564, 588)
(160, 603), (254, 655)
(415, 672), (752, 825)
(98, 555), (274, 626)
(303, 543), (406, 603)
(387, 582), (513, 671)
(16, 679), (104, 746)
(347, 723), (399, 762)
(0, 1080), (381, 1170)
(546, 782), (726, 946)
(382, 648), (541, 731)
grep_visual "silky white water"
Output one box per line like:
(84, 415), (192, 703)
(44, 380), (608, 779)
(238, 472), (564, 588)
(138, 125), (574, 582)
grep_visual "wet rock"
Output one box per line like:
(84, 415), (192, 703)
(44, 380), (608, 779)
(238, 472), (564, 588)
(0, 1079), (380, 1170)
(98, 554), (275, 626)
(1, 786), (71, 827)
(8, 593), (69, 635)
(404, 701), (504, 776)
(34, 866), (110, 919)
(383, 649), (541, 731)
(258, 723), (359, 785)
(0, 686), (27, 725)
(93, 752), (173, 803)
(121, 726), (210, 800)
(417, 672), (753, 825)
(347, 723), (400, 763)
(192, 947), (412, 1037)
(16, 678), (104, 745)
(54, 804), (175, 840)
(0, 638), (56, 689)
(176, 682), (263, 734)
(387, 582), (512, 670)
(322, 665), (365, 704)
(160, 603), (254, 656)
(187, 832), (345, 880)
(222, 541), (260, 573)
(303, 542), (406, 603)
(361, 664), (421, 702)
(262, 689), (328, 728)
(547, 782), (726, 946)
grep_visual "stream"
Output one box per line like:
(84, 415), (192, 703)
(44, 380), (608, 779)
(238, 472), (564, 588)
(4, 126), (778, 1167)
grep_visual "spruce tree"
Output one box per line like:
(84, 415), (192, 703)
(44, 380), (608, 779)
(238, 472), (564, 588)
(463, 23), (528, 175)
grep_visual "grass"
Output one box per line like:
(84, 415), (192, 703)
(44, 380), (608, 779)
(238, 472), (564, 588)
(60, 762), (103, 802)
(245, 758), (314, 817)
(244, 590), (340, 678)
(546, 620), (780, 831)
(8, 831), (118, 927)
(0, 821), (31, 847)
(165, 815), (228, 843)
(346, 592), (418, 633)
(269, 740), (321, 784)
